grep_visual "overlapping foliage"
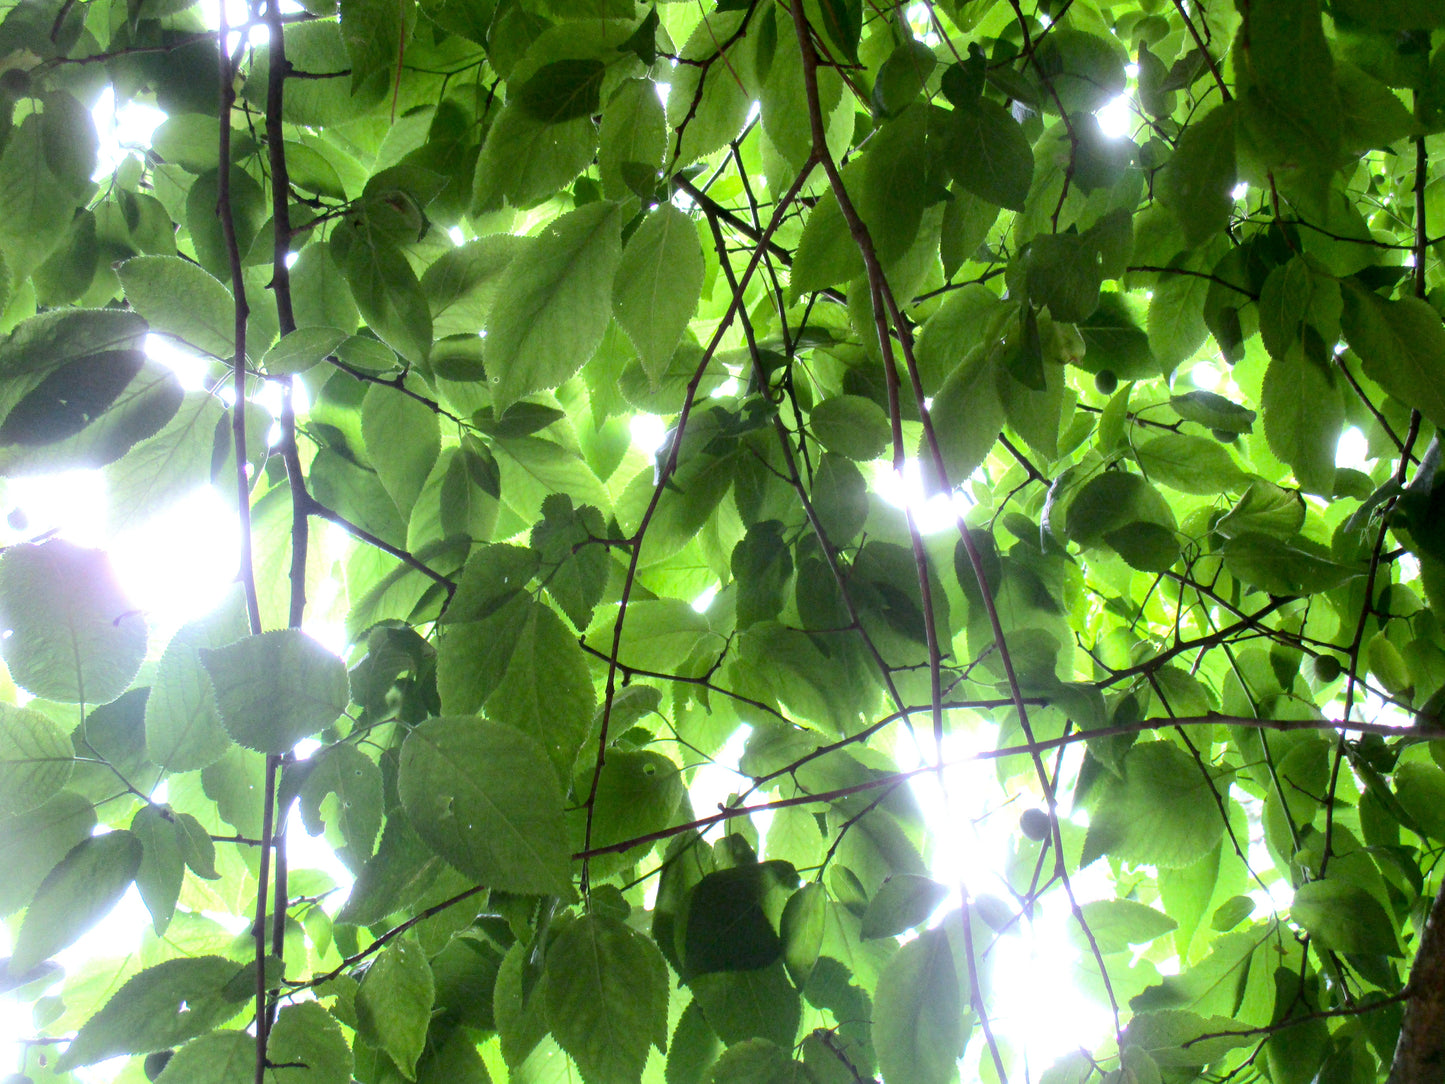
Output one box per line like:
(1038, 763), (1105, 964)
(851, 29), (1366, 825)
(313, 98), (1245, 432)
(3, 0), (1445, 1081)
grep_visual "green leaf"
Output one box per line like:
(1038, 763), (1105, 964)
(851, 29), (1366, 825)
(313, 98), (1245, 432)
(861, 874), (949, 940)
(790, 189), (864, 298)
(0, 703), (73, 816)
(1072, 899), (1177, 954)
(1169, 390), (1256, 433)
(398, 716), (572, 896)
(514, 59), (606, 123)
(362, 381), (441, 516)
(613, 204), (705, 383)
(117, 255), (236, 360)
(10, 830), (142, 973)
(873, 926), (966, 1084)
(1394, 761), (1445, 840)
(0, 347), (144, 447)
(545, 913), (669, 1084)
(263, 326), (348, 376)
(131, 803), (186, 934)
(1065, 471), (1179, 570)
(1082, 741), (1225, 869)
(0, 791), (96, 917)
(811, 0), (862, 65)
(1147, 265), (1212, 370)
(1237, 0), (1340, 174)
(873, 39), (936, 118)
(200, 630), (350, 754)
(153, 1031), (250, 1084)
(705, 1039), (809, 1084)
(487, 200), (623, 411)
(1261, 347), (1342, 495)
(1221, 532), (1361, 595)
(575, 749), (684, 872)
(1340, 284), (1445, 430)
(732, 520), (794, 631)
(1332, 0), (1445, 29)
(481, 599), (595, 778)
(0, 117), (83, 278)
(810, 394), (890, 461)
(335, 233), (434, 364)
(1124, 1010), (1257, 1067)
(1158, 103), (1237, 249)
(339, 0), (414, 94)
(0, 540), (147, 704)
(599, 78), (666, 199)
(356, 936), (435, 1079)
(531, 494), (609, 628)
(780, 882), (826, 987)
(1135, 433), (1248, 494)
(1291, 879), (1402, 956)
(762, 26), (843, 169)
(665, 11), (752, 166)
(472, 101), (599, 212)
(1336, 62), (1420, 150)
(681, 863), (794, 976)
(690, 962), (801, 1049)
(424, 235), (527, 338)
(941, 98), (1034, 212)
(812, 452), (869, 543)
(145, 594), (250, 772)
(858, 109), (932, 264)
(587, 598), (722, 675)
(298, 742), (383, 872)
(56, 955), (252, 1070)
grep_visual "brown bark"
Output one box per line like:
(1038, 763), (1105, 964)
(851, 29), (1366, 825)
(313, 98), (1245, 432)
(1389, 879), (1445, 1083)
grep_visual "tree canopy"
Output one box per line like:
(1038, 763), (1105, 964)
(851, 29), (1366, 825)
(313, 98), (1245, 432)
(4, 0), (1445, 1081)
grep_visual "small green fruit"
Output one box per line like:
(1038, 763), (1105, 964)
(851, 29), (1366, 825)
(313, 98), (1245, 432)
(1019, 808), (1051, 841)
(1312, 654), (1343, 682)
(1211, 428), (1239, 444)
(1094, 370), (1119, 395)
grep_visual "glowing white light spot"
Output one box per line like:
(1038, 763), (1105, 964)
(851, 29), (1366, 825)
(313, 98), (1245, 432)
(4, 470), (108, 547)
(285, 802), (356, 913)
(1398, 551), (1421, 584)
(196, 0), (273, 50)
(1335, 425), (1371, 470)
(691, 584), (719, 612)
(1125, 62), (1140, 78)
(1094, 94), (1133, 139)
(284, 251), (299, 269)
(710, 377), (740, 399)
(91, 87), (167, 179)
(629, 414), (668, 457)
(1192, 363), (1222, 391)
(110, 486), (241, 628)
(302, 621), (350, 659)
(689, 726), (765, 837)
(872, 460), (974, 535)
(447, 226), (466, 246)
(145, 335), (210, 391)
(1232, 182), (1250, 200)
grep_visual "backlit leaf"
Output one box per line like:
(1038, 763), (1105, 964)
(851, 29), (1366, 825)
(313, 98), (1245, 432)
(200, 630), (350, 754)
(488, 201), (623, 411)
(0, 540), (147, 705)
(398, 716), (572, 896)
